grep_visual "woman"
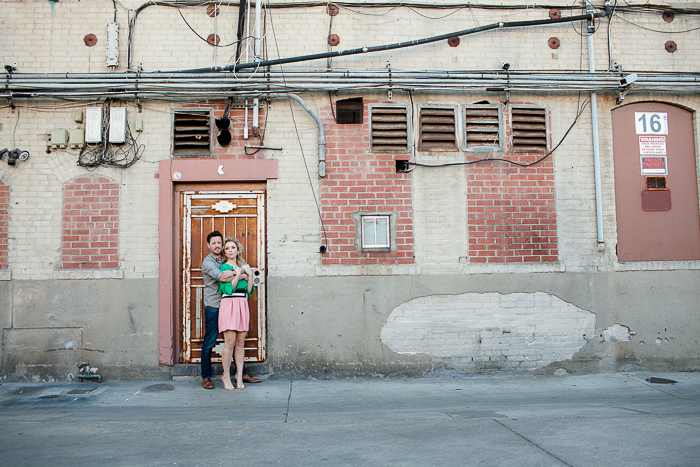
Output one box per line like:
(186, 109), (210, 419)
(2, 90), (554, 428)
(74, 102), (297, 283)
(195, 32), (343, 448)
(218, 237), (254, 390)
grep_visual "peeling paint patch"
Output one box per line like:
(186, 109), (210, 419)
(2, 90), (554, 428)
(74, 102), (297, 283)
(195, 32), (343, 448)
(380, 292), (596, 370)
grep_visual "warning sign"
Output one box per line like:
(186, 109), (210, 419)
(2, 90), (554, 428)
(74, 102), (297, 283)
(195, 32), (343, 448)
(639, 136), (666, 155)
(640, 156), (667, 175)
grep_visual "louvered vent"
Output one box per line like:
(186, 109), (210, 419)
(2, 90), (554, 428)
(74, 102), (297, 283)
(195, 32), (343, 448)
(419, 108), (456, 151)
(173, 110), (211, 157)
(370, 107), (409, 151)
(511, 107), (547, 152)
(465, 107), (501, 149)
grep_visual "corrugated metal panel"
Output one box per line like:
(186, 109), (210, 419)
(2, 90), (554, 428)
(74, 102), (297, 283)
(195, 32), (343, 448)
(511, 107), (547, 152)
(419, 108), (456, 151)
(173, 110), (211, 157)
(371, 106), (409, 151)
(465, 107), (500, 149)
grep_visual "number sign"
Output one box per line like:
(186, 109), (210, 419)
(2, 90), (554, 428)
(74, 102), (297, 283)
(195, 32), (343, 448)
(635, 112), (668, 135)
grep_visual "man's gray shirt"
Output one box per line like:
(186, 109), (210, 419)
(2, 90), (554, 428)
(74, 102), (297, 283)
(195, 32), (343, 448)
(201, 253), (225, 308)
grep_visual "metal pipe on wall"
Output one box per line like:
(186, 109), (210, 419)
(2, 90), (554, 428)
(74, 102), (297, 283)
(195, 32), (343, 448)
(587, 0), (605, 249)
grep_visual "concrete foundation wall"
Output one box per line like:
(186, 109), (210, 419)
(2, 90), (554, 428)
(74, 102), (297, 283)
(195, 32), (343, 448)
(266, 271), (700, 378)
(1, 278), (170, 382)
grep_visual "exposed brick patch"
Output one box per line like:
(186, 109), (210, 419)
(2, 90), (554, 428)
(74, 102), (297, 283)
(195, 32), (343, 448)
(319, 100), (414, 265)
(0, 181), (8, 269)
(62, 176), (119, 269)
(467, 104), (558, 263)
(182, 100), (267, 159)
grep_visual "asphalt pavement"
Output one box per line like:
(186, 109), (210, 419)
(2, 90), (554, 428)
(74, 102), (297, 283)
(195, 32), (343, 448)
(1, 370), (699, 466)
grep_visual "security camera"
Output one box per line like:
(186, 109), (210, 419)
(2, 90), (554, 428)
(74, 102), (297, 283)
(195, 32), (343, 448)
(501, 62), (511, 71)
(620, 73), (638, 87)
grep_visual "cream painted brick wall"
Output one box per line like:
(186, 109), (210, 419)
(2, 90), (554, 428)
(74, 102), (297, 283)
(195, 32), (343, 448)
(0, 103), (170, 280)
(3, 2), (699, 73)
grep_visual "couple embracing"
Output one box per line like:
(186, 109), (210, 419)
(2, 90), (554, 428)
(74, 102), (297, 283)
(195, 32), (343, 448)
(201, 230), (261, 390)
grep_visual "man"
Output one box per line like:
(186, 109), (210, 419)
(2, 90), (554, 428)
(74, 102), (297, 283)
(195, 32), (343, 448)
(200, 230), (261, 389)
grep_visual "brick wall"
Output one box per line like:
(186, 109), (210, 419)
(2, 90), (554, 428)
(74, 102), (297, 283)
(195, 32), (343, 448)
(467, 105), (558, 263)
(319, 100), (415, 266)
(62, 176), (119, 269)
(0, 181), (8, 269)
(182, 101), (267, 159)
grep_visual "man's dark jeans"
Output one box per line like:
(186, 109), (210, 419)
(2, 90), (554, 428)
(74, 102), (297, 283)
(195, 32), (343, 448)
(201, 306), (219, 380)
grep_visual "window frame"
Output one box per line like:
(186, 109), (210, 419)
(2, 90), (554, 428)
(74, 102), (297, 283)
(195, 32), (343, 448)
(171, 107), (214, 157)
(352, 211), (397, 253)
(417, 104), (459, 152)
(368, 104), (411, 152)
(462, 104), (504, 152)
(509, 105), (549, 153)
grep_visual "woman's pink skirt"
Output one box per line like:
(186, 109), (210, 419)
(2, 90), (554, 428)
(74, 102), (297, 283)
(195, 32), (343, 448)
(218, 297), (250, 332)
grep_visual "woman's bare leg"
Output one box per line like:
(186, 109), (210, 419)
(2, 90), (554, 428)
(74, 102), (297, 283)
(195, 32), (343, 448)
(234, 331), (247, 389)
(221, 330), (235, 390)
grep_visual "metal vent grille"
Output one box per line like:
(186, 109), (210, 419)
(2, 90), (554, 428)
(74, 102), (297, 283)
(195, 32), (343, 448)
(511, 107), (547, 152)
(370, 106), (409, 151)
(465, 107), (501, 149)
(419, 108), (457, 151)
(173, 110), (211, 157)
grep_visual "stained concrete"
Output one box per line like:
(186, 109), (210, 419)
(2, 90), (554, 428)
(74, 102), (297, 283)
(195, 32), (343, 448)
(1, 270), (699, 382)
(267, 270), (700, 377)
(0, 371), (698, 466)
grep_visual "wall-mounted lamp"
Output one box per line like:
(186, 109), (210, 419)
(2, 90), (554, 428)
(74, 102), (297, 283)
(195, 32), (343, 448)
(0, 148), (30, 166)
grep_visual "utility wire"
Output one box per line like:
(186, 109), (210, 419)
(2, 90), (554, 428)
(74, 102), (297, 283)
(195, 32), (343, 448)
(175, 9), (612, 73)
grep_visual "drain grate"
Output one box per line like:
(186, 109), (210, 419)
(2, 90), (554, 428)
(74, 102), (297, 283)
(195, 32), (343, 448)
(67, 387), (98, 395)
(39, 395), (60, 399)
(143, 383), (175, 392)
(645, 377), (678, 384)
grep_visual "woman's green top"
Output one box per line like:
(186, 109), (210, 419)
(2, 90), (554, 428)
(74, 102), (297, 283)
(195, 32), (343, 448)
(218, 263), (254, 297)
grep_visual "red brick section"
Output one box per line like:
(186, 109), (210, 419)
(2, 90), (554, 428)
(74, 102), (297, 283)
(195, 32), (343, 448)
(0, 181), (8, 269)
(62, 176), (119, 269)
(319, 100), (414, 265)
(467, 105), (558, 263)
(183, 100), (267, 159)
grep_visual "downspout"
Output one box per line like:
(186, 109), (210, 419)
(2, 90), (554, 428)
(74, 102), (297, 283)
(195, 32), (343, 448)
(587, 0), (605, 250)
(274, 93), (325, 177)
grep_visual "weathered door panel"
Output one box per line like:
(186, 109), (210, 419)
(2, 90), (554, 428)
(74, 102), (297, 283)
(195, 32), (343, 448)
(612, 102), (700, 261)
(181, 191), (266, 363)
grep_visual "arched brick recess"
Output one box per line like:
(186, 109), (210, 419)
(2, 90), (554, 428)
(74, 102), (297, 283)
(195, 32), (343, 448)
(62, 176), (119, 268)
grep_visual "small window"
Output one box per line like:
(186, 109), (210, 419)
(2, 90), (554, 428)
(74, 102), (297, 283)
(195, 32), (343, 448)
(511, 106), (547, 152)
(172, 109), (212, 157)
(464, 105), (502, 151)
(419, 107), (457, 151)
(645, 176), (668, 190)
(335, 98), (364, 124)
(362, 215), (390, 249)
(370, 106), (409, 151)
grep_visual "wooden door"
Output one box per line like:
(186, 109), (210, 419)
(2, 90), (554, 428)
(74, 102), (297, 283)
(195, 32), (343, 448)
(181, 191), (266, 363)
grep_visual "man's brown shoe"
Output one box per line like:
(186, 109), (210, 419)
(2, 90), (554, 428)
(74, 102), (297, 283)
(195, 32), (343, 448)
(242, 374), (261, 384)
(202, 377), (214, 389)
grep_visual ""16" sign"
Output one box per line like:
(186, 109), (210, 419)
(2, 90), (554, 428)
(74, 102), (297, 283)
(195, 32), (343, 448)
(635, 112), (668, 135)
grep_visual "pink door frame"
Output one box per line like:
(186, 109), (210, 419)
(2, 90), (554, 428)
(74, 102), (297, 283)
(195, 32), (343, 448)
(158, 159), (278, 365)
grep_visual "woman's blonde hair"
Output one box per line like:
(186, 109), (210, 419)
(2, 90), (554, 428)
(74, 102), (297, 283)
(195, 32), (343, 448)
(223, 236), (245, 266)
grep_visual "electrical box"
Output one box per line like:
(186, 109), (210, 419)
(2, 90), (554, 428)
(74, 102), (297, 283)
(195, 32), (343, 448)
(106, 22), (119, 67)
(109, 107), (126, 144)
(135, 119), (143, 132)
(69, 129), (85, 149)
(50, 129), (68, 149)
(85, 107), (103, 143)
(73, 111), (83, 123)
